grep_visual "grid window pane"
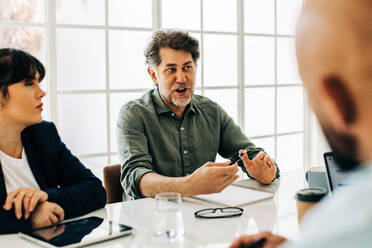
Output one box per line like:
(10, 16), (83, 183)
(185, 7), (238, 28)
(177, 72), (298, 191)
(0, 27), (45, 63)
(204, 89), (238, 124)
(203, 34), (237, 86)
(80, 156), (108, 181)
(244, 0), (274, 34)
(277, 37), (300, 84)
(56, 0), (105, 25)
(245, 88), (275, 137)
(245, 36), (275, 85)
(110, 92), (147, 152)
(203, 0), (237, 32)
(110, 154), (121, 166)
(277, 134), (303, 171)
(57, 94), (107, 155)
(277, 0), (303, 35)
(109, 0), (152, 28)
(162, 0), (200, 30)
(57, 29), (106, 90)
(109, 30), (152, 89)
(277, 86), (304, 133)
(250, 137), (275, 159)
(0, 0), (44, 23)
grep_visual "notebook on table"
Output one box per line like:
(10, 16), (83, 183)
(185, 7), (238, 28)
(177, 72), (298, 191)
(190, 180), (276, 207)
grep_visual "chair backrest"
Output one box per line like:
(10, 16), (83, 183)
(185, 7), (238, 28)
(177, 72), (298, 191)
(103, 164), (123, 204)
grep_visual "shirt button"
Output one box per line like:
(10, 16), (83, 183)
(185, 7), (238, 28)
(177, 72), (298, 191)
(180, 127), (184, 131)
(184, 150), (188, 154)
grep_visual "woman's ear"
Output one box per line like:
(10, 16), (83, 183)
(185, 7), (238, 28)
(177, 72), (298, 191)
(147, 67), (158, 86)
(321, 75), (357, 132)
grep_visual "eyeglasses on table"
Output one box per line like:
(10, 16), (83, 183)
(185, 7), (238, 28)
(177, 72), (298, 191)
(194, 207), (244, 219)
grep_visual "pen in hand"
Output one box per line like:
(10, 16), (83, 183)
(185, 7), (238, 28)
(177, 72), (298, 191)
(238, 237), (267, 248)
(229, 151), (246, 165)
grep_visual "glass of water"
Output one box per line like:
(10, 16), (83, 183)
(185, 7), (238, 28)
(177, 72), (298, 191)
(153, 192), (184, 239)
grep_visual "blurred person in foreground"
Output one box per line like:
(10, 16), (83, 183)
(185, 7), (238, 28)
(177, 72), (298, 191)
(0, 48), (106, 234)
(231, 0), (372, 247)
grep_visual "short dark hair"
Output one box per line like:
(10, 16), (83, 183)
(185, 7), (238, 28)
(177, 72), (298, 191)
(144, 30), (200, 67)
(0, 48), (45, 98)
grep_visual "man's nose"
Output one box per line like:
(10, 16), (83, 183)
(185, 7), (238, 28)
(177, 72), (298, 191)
(176, 70), (187, 83)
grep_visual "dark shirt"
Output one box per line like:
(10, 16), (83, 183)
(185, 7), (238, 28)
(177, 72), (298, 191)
(0, 121), (107, 234)
(117, 89), (280, 200)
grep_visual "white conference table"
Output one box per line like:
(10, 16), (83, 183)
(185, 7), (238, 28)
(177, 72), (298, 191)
(1, 170), (306, 248)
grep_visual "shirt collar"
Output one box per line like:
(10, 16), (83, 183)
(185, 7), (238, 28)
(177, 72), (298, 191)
(151, 88), (196, 116)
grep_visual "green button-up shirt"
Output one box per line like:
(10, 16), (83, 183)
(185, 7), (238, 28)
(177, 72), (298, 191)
(117, 89), (280, 200)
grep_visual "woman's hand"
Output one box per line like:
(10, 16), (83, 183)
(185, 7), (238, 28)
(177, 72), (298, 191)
(30, 201), (64, 229)
(2, 188), (48, 219)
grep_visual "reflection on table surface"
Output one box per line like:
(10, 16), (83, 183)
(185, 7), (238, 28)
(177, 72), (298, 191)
(1, 170), (305, 248)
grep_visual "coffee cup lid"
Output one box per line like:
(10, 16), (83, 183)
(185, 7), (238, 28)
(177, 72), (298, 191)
(295, 188), (327, 202)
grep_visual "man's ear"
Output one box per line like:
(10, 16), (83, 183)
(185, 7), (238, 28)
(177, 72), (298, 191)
(321, 75), (357, 132)
(147, 67), (158, 86)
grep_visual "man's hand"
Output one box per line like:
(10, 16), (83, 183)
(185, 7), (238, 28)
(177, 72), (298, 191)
(241, 150), (277, 184)
(230, 231), (287, 248)
(184, 161), (239, 196)
(30, 201), (65, 229)
(2, 188), (48, 220)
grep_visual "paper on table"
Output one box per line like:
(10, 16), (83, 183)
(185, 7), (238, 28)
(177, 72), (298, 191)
(191, 184), (274, 207)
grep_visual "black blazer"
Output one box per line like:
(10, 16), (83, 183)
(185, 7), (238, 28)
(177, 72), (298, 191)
(0, 121), (106, 234)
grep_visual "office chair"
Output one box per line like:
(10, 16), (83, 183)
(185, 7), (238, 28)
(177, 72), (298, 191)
(103, 164), (123, 203)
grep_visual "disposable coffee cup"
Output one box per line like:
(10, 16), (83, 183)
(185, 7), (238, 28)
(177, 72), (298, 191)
(295, 188), (327, 223)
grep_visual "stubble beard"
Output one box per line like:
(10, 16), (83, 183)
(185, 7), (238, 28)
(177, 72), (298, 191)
(321, 124), (361, 171)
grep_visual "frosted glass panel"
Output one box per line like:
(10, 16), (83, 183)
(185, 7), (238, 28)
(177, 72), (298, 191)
(245, 36), (275, 85)
(245, 88), (275, 137)
(0, 0), (44, 22)
(250, 136), (275, 159)
(162, 0), (200, 30)
(109, 30), (152, 89)
(109, 0), (152, 28)
(203, 34), (237, 86)
(57, 29), (105, 90)
(110, 92), (147, 152)
(277, 0), (303, 35)
(56, 0), (104, 25)
(57, 94), (107, 155)
(277, 134), (303, 171)
(110, 154), (121, 166)
(244, 0), (274, 34)
(277, 86), (304, 133)
(204, 89), (238, 124)
(0, 27), (45, 63)
(80, 156), (108, 181)
(203, 0), (237, 32)
(277, 37), (300, 84)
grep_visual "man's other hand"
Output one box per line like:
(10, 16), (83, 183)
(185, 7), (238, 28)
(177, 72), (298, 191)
(230, 231), (287, 248)
(241, 150), (277, 184)
(184, 161), (239, 196)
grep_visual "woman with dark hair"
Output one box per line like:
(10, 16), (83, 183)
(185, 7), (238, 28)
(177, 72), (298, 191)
(0, 48), (106, 234)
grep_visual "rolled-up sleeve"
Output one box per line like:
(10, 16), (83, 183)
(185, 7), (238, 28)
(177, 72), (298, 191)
(116, 104), (154, 200)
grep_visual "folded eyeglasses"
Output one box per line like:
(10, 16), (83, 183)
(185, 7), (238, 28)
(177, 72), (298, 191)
(194, 207), (244, 219)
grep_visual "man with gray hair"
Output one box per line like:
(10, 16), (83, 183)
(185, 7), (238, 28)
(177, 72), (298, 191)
(231, 0), (372, 247)
(117, 30), (279, 200)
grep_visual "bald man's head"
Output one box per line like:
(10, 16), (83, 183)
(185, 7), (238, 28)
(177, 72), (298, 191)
(296, 0), (372, 168)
